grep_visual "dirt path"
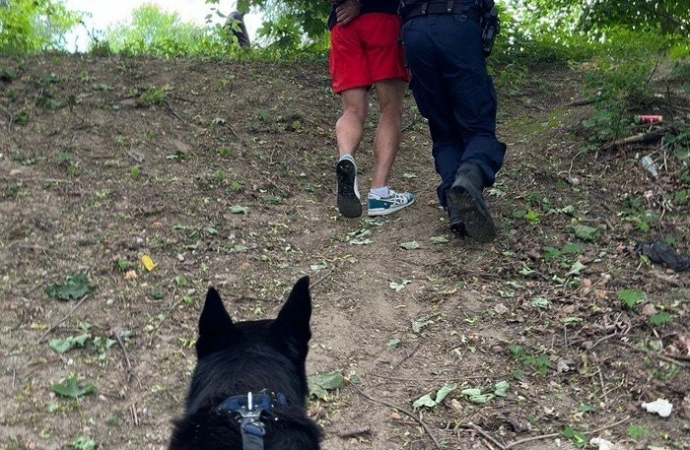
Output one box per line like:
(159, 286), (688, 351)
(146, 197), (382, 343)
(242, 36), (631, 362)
(0, 56), (688, 450)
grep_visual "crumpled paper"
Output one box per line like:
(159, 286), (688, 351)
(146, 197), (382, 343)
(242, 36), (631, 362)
(641, 398), (673, 418)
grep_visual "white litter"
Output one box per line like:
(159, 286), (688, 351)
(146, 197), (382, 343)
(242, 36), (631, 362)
(590, 438), (613, 450)
(641, 398), (673, 418)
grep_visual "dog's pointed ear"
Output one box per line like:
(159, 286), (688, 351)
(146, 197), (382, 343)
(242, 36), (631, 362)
(197, 287), (234, 357)
(273, 276), (312, 347)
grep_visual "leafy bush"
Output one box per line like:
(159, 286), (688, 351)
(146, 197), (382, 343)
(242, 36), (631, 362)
(0, 0), (83, 55)
(94, 5), (231, 58)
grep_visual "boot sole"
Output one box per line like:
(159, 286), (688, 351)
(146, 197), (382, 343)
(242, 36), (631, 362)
(336, 159), (362, 218)
(448, 181), (496, 243)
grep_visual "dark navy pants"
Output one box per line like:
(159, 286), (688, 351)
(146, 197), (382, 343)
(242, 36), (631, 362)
(402, 12), (506, 207)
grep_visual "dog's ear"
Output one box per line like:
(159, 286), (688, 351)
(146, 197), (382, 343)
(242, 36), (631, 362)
(197, 287), (235, 357)
(272, 276), (312, 351)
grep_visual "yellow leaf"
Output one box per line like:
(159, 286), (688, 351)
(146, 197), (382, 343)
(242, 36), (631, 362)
(141, 255), (157, 272)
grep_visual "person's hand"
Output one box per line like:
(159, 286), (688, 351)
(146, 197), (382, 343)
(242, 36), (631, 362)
(335, 0), (361, 26)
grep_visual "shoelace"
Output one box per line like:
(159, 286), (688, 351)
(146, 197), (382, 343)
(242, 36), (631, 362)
(371, 191), (410, 205)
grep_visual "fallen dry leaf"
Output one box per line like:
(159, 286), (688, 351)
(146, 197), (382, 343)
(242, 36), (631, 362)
(124, 270), (137, 281)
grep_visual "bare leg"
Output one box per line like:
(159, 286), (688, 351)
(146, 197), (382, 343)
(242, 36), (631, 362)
(371, 78), (407, 189)
(336, 87), (369, 159)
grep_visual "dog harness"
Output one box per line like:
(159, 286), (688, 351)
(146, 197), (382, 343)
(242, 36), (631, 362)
(216, 391), (289, 450)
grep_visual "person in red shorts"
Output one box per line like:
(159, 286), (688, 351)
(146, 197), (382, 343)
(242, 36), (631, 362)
(328, 0), (416, 218)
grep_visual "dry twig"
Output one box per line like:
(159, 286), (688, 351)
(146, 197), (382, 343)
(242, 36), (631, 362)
(618, 341), (690, 367)
(111, 329), (135, 383)
(38, 295), (91, 343)
(459, 423), (506, 450)
(390, 340), (423, 371)
(336, 427), (371, 439)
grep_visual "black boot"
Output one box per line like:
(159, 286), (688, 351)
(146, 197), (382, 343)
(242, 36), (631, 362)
(446, 202), (468, 237)
(448, 164), (496, 243)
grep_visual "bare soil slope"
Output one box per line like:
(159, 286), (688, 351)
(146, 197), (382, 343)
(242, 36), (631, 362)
(0, 55), (688, 450)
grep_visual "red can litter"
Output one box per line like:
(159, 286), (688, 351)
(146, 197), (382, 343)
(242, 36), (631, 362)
(635, 115), (663, 124)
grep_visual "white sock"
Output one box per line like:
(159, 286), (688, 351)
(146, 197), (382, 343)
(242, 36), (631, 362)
(370, 186), (390, 198)
(339, 154), (355, 164)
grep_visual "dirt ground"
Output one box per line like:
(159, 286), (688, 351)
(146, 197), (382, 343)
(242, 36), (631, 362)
(0, 55), (688, 450)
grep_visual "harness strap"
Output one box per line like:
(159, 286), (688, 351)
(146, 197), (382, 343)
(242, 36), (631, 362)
(241, 419), (266, 450)
(216, 391), (289, 450)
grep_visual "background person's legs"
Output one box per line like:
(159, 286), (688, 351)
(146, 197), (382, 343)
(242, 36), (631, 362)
(335, 87), (368, 218)
(371, 78), (407, 189)
(336, 87), (368, 159)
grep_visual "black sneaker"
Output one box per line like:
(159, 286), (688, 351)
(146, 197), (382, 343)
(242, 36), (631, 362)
(335, 157), (362, 218)
(448, 164), (496, 243)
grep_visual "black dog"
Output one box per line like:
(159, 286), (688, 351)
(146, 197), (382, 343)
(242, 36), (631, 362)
(168, 276), (321, 450)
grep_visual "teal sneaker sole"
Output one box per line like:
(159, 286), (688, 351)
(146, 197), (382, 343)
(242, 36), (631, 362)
(336, 159), (362, 218)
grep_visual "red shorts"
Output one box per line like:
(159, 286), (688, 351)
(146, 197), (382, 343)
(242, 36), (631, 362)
(329, 13), (410, 94)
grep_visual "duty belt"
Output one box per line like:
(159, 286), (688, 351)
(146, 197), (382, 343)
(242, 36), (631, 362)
(402, 1), (479, 22)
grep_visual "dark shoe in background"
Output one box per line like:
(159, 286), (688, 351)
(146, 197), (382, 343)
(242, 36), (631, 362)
(335, 157), (362, 218)
(446, 202), (468, 238)
(448, 163), (496, 243)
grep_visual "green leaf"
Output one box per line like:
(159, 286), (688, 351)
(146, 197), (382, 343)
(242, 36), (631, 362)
(49, 334), (92, 354)
(572, 225), (599, 242)
(400, 241), (420, 250)
(531, 297), (551, 309)
(308, 371), (345, 400)
(411, 318), (432, 334)
(387, 338), (401, 349)
(390, 279), (411, 292)
(618, 289), (645, 309)
(650, 311), (673, 325)
(578, 403), (596, 414)
(412, 394), (437, 410)
(230, 205), (249, 214)
(310, 262), (328, 272)
(493, 380), (509, 397)
(430, 236), (449, 244)
(45, 273), (95, 301)
(349, 238), (373, 245)
(52, 377), (95, 398)
(435, 384), (457, 403)
(566, 261), (587, 276)
(562, 427), (588, 448)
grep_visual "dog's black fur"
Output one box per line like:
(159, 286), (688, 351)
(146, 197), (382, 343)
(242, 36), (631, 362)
(168, 276), (321, 450)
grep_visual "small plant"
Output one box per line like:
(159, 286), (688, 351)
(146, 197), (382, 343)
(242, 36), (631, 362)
(13, 110), (30, 126)
(510, 345), (551, 377)
(627, 424), (650, 441)
(130, 166), (141, 179)
(219, 146), (233, 158)
(140, 86), (166, 105)
(525, 210), (541, 224)
(70, 437), (97, 450)
(214, 170), (226, 182)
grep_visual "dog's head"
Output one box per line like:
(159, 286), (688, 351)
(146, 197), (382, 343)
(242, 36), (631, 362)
(170, 276), (319, 449)
(188, 276), (312, 408)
